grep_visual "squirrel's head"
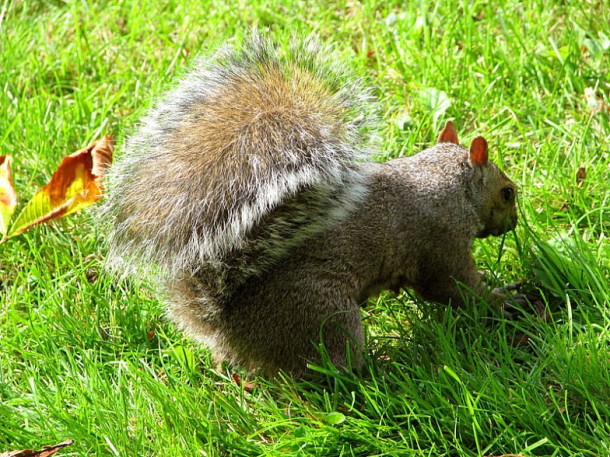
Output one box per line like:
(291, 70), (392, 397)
(438, 121), (518, 238)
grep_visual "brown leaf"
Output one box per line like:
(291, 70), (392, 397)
(0, 440), (73, 457)
(7, 135), (114, 238)
(576, 167), (586, 187)
(231, 373), (255, 392)
(0, 155), (18, 236)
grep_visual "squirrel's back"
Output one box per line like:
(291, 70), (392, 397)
(103, 34), (377, 288)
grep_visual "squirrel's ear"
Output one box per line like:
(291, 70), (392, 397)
(469, 136), (489, 166)
(437, 120), (459, 144)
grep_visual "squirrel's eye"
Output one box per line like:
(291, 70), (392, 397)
(501, 187), (515, 203)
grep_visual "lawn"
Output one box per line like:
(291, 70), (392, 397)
(1, 0), (609, 455)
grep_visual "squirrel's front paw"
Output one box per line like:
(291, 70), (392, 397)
(492, 283), (547, 320)
(488, 281), (525, 318)
(497, 281), (523, 292)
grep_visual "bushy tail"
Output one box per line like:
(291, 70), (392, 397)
(102, 33), (377, 286)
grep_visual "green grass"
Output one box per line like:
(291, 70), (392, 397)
(1, 0), (609, 455)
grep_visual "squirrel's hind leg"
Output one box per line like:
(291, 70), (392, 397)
(166, 275), (365, 378)
(223, 286), (365, 378)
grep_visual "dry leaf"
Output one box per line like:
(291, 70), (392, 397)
(7, 136), (114, 238)
(583, 87), (606, 115)
(0, 155), (18, 236)
(576, 167), (586, 187)
(231, 373), (256, 392)
(0, 440), (73, 457)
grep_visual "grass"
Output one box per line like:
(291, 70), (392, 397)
(1, 0), (609, 455)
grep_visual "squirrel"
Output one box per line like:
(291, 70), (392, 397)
(103, 34), (518, 377)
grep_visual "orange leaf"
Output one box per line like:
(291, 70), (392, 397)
(0, 440), (73, 457)
(7, 136), (114, 238)
(0, 155), (18, 237)
(231, 373), (255, 392)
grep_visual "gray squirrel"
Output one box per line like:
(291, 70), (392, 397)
(103, 34), (518, 377)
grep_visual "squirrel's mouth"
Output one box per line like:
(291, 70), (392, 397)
(478, 213), (518, 238)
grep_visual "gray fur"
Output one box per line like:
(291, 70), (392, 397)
(103, 35), (518, 377)
(166, 143), (517, 376)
